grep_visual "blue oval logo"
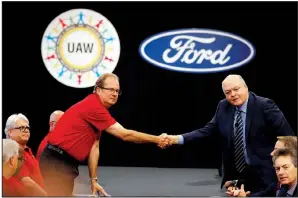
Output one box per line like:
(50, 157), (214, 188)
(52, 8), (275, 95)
(139, 29), (255, 73)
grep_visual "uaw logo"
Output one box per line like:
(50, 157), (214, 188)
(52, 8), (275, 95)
(139, 29), (255, 73)
(41, 9), (120, 88)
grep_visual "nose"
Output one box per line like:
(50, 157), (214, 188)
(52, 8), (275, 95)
(279, 168), (285, 175)
(231, 91), (236, 96)
(23, 129), (30, 133)
(112, 90), (118, 96)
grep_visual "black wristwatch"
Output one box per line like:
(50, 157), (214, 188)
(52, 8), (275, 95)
(231, 180), (238, 186)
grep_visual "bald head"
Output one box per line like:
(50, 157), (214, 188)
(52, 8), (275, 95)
(49, 110), (64, 131)
(222, 75), (249, 107)
(222, 75), (247, 89)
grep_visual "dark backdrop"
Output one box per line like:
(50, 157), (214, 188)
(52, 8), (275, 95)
(2, 1), (297, 168)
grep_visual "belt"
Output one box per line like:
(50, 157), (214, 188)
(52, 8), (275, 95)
(47, 144), (64, 154)
(46, 143), (79, 165)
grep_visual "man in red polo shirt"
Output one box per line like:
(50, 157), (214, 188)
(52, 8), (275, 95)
(3, 139), (28, 196)
(4, 113), (47, 196)
(36, 110), (64, 161)
(39, 73), (169, 196)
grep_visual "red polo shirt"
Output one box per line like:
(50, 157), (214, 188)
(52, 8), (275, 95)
(3, 176), (28, 196)
(36, 134), (49, 161)
(16, 146), (45, 188)
(47, 93), (116, 161)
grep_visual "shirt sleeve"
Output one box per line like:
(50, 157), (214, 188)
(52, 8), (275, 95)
(85, 106), (117, 132)
(11, 177), (28, 196)
(14, 164), (30, 179)
(3, 177), (28, 196)
(178, 135), (184, 144)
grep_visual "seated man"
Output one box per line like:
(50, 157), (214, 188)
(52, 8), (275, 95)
(225, 136), (297, 193)
(229, 148), (297, 197)
(3, 139), (27, 196)
(271, 136), (297, 156)
(4, 113), (47, 196)
(273, 148), (297, 196)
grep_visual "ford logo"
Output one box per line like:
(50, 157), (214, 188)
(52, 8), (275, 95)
(139, 29), (255, 73)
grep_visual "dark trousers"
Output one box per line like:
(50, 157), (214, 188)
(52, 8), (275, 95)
(234, 165), (263, 193)
(39, 144), (79, 196)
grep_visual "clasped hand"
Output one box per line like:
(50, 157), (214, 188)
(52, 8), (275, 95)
(156, 133), (177, 149)
(226, 184), (250, 197)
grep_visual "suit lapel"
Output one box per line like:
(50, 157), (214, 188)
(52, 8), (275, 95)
(226, 105), (236, 148)
(245, 92), (255, 143)
(293, 185), (297, 197)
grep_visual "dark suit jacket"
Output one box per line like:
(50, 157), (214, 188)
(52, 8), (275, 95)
(250, 181), (297, 197)
(182, 92), (294, 192)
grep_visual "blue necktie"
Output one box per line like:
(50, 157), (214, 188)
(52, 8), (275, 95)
(234, 109), (246, 173)
(277, 185), (289, 197)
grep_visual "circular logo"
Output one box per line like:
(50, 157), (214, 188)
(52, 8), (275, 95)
(41, 9), (120, 88)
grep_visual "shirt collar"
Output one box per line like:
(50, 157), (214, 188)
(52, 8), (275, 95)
(93, 93), (104, 106)
(236, 94), (249, 113)
(288, 182), (297, 196)
(23, 145), (33, 155)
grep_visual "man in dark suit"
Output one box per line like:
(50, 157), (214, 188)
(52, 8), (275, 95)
(226, 136), (297, 196)
(163, 74), (294, 193)
(229, 148), (297, 197)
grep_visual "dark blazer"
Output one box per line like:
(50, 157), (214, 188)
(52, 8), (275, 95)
(182, 92), (294, 192)
(250, 181), (297, 197)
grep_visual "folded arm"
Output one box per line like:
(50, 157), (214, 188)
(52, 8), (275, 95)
(20, 176), (47, 196)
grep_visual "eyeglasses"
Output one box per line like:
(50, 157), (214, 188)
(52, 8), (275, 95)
(100, 87), (122, 95)
(14, 126), (30, 132)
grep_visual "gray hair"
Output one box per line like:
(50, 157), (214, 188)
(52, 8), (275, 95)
(3, 139), (19, 164)
(4, 113), (29, 138)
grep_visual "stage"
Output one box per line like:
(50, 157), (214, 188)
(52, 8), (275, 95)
(73, 166), (226, 197)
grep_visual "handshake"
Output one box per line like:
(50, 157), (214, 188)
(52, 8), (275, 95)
(156, 133), (179, 149)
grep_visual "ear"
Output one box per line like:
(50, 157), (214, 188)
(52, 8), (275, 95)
(9, 156), (16, 166)
(96, 88), (102, 95)
(7, 129), (13, 138)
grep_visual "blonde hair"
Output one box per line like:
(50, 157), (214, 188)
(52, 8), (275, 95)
(277, 136), (297, 151)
